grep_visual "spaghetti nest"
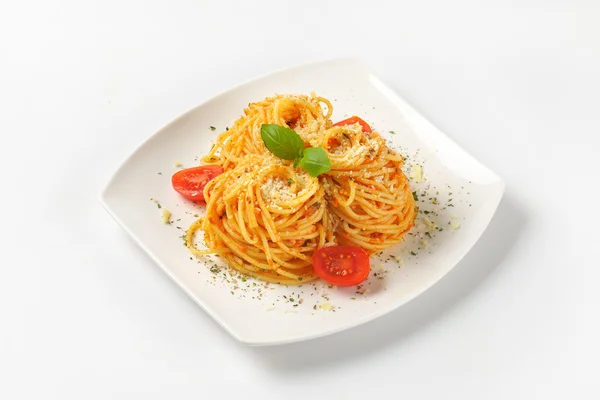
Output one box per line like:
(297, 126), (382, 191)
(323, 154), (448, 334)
(186, 93), (416, 284)
(203, 94), (333, 171)
(318, 123), (417, 252)
(187, 154), (335, 285)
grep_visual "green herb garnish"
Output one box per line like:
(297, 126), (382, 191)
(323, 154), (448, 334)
(260, 124), (331, 177)
(209, 126), (216, 131)
(299, 147), (331, 177)
(260, 124), (304, 160)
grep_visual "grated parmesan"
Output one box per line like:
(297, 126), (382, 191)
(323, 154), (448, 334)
(450, 215), (461, 230)
(161, 209), (171, 224)
(410, 164), (424, 183)
(261, 177), (297, 204)
(423, 217), (436, 230)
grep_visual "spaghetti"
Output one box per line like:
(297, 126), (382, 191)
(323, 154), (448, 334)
(185, 93), (416, 284)
(187, 154), (334, 284)
(319, 123), (417, 252)
(202, 94), (333, 171)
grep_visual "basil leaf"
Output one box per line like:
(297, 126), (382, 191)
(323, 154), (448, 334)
(260, 124), (305, 160)
(260, 124), (332, 177)
(299, 147), (331, 177)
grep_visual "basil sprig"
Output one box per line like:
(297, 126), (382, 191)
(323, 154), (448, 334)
(260, 124), (331, 177)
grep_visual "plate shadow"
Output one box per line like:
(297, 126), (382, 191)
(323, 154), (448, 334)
(247, 194), (527, 373)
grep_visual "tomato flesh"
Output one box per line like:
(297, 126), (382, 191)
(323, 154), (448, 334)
(312, 246), (371, 286)
(332, 116), (372, 133)
(171, 165), (223, 202)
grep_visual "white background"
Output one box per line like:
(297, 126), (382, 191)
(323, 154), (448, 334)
(1, 1), (599, 399)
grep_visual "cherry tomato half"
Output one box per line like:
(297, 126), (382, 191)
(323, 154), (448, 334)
(171, 165), (224, 202)
(312, 246), (371, 286)
(332, 116), (372, 133)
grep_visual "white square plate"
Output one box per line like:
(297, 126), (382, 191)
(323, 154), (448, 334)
(100, 58), (504, 346)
